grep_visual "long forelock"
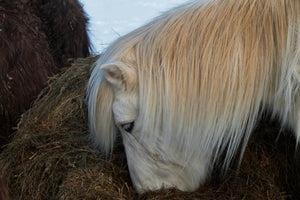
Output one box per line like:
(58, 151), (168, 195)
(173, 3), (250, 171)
(133, 0), (296, 171)
(88, 0), (300, 171)
(86, 21), (150, 156)
(87, 60), (116, 156)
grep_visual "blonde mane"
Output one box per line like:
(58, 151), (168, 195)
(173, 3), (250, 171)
(88, 0), (300, 169)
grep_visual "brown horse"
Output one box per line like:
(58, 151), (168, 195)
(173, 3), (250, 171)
(29, 0), (91, 67)
(0, 171), (8, 200)
(0, 0), (91, 149)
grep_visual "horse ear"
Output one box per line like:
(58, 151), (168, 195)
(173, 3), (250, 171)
(101, 62), (136, 90)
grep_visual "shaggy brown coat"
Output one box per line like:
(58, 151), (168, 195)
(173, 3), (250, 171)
(0, 0), (56, 146)
(0, 0), (91, 148)
(29, 0), (91, 67)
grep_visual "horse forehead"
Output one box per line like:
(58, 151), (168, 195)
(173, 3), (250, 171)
(114, 89), (137, 102)
(113, 91), (138, 122)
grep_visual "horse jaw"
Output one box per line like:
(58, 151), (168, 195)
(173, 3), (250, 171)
(121, 130), (210, 193)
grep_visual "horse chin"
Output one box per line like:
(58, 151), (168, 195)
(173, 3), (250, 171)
(121, 131), (210, 193)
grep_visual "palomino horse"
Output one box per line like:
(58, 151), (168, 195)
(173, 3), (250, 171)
(87, 0), (300, 193)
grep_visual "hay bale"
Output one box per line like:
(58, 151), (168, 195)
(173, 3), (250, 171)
(0, 56), (299, 199)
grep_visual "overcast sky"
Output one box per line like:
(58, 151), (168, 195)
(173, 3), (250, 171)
(79, 0), (190, 53)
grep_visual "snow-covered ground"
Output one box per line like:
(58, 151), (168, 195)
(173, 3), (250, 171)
(79, 0), (190, 53)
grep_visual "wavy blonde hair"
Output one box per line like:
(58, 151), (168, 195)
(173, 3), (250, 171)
(87, 0), (300, 169)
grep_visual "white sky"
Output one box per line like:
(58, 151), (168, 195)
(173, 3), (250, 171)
(79, 0), (190, 53)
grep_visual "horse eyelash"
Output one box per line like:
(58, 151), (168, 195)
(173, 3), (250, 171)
(120, 122), (134, 133)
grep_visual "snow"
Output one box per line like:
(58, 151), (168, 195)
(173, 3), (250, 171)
(79, 0), (190, 53)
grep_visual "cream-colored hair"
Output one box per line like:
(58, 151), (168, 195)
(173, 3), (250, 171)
(87, 0), (300, 169)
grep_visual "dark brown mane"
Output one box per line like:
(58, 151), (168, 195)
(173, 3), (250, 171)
(29, 0), (92, 67)
(0, 0), (91, 149)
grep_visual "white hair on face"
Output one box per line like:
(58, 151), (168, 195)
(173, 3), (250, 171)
(87, 0), (300, 171)
(86, 65), (115, 155)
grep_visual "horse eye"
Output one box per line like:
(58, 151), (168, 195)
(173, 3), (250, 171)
(120, 122), (134, 133)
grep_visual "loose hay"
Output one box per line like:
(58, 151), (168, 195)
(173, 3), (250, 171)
(0, 56), (299, 200)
